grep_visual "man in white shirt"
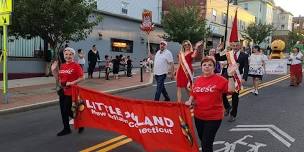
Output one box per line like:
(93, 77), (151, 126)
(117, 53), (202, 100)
(153, 40), (174, 101)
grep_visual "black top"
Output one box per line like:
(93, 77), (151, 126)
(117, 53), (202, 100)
(88, 50), (100, 63)
(127, 59), (132, 68)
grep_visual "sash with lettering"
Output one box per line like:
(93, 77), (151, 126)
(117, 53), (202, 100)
(178, 51), (194, 90)
(72, 85), (199, 152)
(226, 51), (243, 91)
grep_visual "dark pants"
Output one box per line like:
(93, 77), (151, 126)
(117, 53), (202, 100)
(88, 62), (97, 77)
(195, 117), (222, 152)
(154, 74), (170, 101)
(59, 95), (73, 130)
(222, 92), (239, 117)
(127, 66), (132, 77)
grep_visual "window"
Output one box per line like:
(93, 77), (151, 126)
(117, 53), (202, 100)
(281, 16), (285, 20)
(281, 24), (285, 29)
(212, 9), (217, 22)
(121, 1), (128, 14)
(111, 38), (133, 53)
(244, 3), (248, 10)
(222, 13), (227, 24)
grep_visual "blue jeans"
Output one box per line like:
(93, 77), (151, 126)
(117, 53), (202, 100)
(154, 74), (170, 101)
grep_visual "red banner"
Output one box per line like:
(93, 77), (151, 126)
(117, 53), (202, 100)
(72, 85), (199, 152)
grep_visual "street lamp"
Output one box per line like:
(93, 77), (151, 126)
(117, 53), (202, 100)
(223, 0), (238, 48)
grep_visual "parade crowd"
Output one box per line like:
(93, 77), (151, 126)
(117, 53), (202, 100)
(51, 39), (303, 152)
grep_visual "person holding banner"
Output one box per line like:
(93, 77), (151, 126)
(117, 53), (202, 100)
(185, 56), (237, 152)
(176, 40), (202, 102)
(248, 45), (267, 95)
(154, 40), (174, 101)
(57, 47), (84, 136)
(289, 47), (303, 86)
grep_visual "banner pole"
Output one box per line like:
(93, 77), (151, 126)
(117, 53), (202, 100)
(2, 25), (8, 103)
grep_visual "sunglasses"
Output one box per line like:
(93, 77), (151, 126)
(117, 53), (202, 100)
(160, 43), (166, 45)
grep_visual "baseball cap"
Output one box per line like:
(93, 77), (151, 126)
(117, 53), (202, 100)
(160, 40), (167, 46)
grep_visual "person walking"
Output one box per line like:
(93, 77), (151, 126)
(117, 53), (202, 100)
(176, 40), (202, 102)
(185, 56), (237, 152)
(223, 41), (249, 122)
(112, 55), (120, 79)
(289, 47), (303, 86)
(57, 47), (84, 136)
(88, 45), (100, 79)
(248, 45), (267, 95)
(126, 56), (133, 77)
(153, 40), (174, 101)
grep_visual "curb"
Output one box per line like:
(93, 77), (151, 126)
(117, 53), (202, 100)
(0, 73), (154, 115)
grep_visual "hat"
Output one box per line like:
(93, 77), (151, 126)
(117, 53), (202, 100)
(64, 47), (76, 54)
(160, 40), (167, 46)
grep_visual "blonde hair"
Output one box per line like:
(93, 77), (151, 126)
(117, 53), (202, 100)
(180, 40), (193, 52)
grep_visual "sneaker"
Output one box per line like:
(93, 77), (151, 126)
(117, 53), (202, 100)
(224, 107), (231, 116)
(254, 90), (259, 95)
(69, 119), (74, 125)
(57, 129), (71, 136)
(228, 115), (236, 122)
(250, 89), (255, 93)
(78, 127), (84, 134)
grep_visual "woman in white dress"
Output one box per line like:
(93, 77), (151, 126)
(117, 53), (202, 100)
(248, 45), (268, 95)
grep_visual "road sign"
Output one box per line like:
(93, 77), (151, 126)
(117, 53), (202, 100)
(0, 13), (10, 25)
(0, 0), (13, 13)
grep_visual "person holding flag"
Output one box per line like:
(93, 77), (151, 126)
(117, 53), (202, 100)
(222, 10), (249, 122)
(176, 40), (203, 102)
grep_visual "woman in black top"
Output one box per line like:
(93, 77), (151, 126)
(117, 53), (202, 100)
(87, 45), (100, 78)
(112, 55), (120, 79)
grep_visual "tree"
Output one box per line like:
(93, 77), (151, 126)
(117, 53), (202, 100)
(162, 3), (210, 44)
(10, 0), (102, 54)
(286, 30), (304, 51)
(242, 23), (274, 45)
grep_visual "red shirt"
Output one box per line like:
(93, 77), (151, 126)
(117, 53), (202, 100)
(59, 62), (83, 96)
(191, 75), (228, 120)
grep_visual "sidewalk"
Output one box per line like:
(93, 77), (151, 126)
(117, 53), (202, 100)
(0, 68), (153, 114)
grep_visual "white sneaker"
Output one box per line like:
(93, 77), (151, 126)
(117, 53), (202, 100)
(254, 90), (259, 95)
(69, 119), (74, 125)
(250, 89), (255, 93)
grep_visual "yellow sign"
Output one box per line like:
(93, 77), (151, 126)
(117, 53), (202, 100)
(0, 13), (10, 25)
(0, 0), (13, 13)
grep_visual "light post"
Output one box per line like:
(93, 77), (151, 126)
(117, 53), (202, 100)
(223, 0), (238, 48)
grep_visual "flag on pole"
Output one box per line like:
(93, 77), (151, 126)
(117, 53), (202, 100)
(229, 10), (238, 43)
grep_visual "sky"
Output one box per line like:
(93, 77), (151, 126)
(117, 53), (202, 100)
(274, 0), (304, 17)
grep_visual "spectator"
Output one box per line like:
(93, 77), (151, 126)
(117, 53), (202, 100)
(77, 49), (85, 70)
(88, 45), (100, 79)
(126, 56), (133, 77)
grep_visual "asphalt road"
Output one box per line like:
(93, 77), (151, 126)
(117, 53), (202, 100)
(0, 71), (303, 152)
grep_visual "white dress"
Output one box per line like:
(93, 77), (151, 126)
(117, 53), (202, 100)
(248, 54), (267, 76)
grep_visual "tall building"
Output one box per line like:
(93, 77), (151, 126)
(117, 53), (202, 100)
(292, 16), (304, 31)
(272, 6), (293, 42)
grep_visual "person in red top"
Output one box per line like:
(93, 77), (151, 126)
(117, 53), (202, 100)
(57, 47), (84, 136)
(185, 56), (236, 152)
(176, 40), (202, 102)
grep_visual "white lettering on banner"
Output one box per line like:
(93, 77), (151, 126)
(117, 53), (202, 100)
(84, 99), (175, 135)
(193, 85), (216, 93)
(265, 59), (288, 75)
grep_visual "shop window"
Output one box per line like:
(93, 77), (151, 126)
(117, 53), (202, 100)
(111, 38), (133, 53)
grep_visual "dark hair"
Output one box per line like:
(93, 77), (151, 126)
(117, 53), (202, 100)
(253, 45), (261, 52)
(77, 49), (82, 53)
(92, 45), (96, 47)
(294, 47), (300, 52)
(105, 55), (109, 59)
(201, 56), (216, 67)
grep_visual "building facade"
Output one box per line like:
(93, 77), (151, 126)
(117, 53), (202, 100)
(272, 6), (293, 43)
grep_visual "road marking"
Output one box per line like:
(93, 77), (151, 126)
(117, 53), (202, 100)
(96, 138), (133, 152)
(235, 125), (295, 142)
(230, 128), (293, 148)
(81, 75), (290, 151)
(80, 135), (127, 152)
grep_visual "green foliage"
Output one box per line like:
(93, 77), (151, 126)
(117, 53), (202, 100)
(161, 3), (210, 44)
(242, 23), (274, 45)
(286, 30), (304, 52)
(10, 0), (102, 51)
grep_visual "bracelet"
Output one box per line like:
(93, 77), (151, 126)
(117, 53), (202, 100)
(228, 76), (233, 78)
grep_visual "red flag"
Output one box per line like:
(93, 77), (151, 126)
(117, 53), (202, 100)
(72, 85), (199, 152)
(229, 10), (238, 42)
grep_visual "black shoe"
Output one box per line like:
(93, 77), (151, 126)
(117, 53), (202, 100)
(57, 129), (71, 136)
(224, 107), (231, 116)
(228, 115), (236, 122)
(164, 98), (170, 101)
(78, 127), (84, 134)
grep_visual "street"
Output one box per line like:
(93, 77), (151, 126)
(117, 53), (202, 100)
(0, 72), (303, 152)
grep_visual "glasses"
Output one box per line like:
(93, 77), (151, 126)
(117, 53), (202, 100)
(160, 43), (166, 46)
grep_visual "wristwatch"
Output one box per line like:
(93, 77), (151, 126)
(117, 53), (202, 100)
(228, 75), (233, 78)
